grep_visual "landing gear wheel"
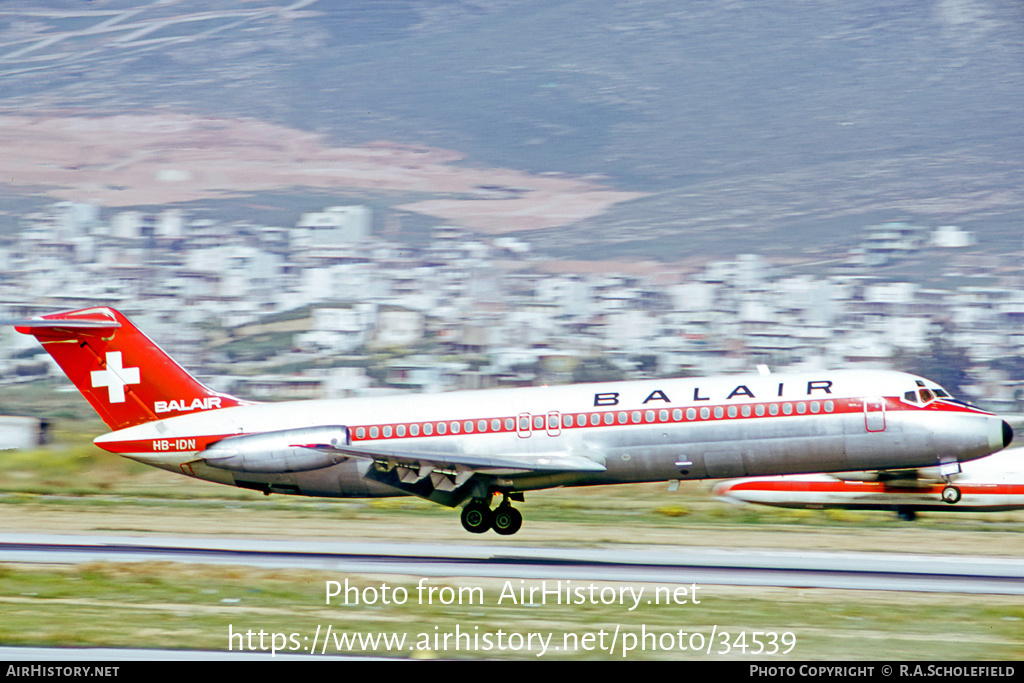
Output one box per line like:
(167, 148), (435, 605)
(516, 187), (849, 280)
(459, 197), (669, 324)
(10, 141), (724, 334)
(461, 501), (493, 533)
(492, 506), (523, 536)
(941, 485), (961, 504)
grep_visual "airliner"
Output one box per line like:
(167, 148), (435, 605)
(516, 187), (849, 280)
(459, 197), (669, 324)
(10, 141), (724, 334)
(713, 447), (1024, 521)
(9, 306), (1013, 535)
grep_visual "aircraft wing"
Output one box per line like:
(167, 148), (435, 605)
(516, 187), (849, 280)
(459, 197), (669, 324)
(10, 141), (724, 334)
(319, 442), (606, 473)
(302, 439), (606, 507)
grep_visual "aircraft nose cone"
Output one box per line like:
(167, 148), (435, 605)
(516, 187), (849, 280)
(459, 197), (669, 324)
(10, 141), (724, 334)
(1003, 420), (1014, 449)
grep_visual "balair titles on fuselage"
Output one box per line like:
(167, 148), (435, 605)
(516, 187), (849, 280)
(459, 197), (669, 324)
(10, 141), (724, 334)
(594, 380), (834, 407)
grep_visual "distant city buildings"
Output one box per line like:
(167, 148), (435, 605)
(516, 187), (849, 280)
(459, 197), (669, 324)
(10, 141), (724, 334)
(1, 202), (1020, 412)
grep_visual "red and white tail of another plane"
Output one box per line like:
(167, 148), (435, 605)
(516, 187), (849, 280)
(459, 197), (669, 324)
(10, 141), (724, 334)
(713, 447), (1024, 520)
(8, 306), (1015, 535)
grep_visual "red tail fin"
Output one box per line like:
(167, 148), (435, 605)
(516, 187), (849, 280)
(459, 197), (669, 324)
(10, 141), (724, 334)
(14, 307), (247, 431)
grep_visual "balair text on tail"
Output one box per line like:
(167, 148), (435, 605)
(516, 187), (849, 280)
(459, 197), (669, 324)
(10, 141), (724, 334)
(13, 307), (245, 430)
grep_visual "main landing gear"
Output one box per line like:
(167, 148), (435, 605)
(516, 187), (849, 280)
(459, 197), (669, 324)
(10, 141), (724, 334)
(460, 495), (523, 535)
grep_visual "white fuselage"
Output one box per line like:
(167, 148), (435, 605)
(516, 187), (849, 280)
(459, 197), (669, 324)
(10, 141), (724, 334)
(714, 447), (1024, 512)
(93, 368), (1009, 504)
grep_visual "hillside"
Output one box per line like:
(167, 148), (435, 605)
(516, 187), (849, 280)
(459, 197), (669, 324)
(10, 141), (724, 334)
(1, 0), (1021, 257)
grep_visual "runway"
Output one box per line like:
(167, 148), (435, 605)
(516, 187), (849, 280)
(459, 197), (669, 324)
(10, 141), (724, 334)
(2, 533), (1022, 595)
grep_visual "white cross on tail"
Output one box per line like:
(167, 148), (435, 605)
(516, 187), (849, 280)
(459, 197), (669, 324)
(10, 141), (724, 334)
(90, 351), (141, 403)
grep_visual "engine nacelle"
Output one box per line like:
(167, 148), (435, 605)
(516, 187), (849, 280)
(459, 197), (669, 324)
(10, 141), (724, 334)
(203, 426), (349, 473)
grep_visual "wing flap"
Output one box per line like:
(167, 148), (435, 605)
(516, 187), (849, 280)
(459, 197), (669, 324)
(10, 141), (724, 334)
(313, 442), (606, 475)
(298, 440), (605, 507)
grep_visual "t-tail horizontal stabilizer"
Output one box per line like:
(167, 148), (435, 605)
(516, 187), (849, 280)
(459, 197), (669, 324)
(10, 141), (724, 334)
(8, 307), (248, 431)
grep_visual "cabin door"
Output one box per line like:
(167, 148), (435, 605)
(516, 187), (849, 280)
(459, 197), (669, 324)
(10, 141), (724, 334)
(864, 398), (886, 432)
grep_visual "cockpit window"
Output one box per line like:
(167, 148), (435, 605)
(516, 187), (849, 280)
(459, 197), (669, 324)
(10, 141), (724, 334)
(907, 382), (952, 405)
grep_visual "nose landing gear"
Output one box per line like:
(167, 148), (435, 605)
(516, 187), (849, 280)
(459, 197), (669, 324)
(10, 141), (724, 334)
(460, 494), (523, 535)
(938, 461), (962, 505)
(941, 485), (962, 504)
